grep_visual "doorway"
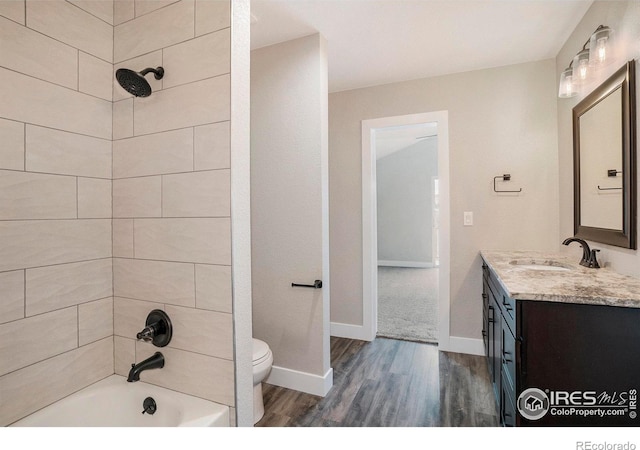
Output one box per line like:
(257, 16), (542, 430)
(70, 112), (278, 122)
(361, 111), (450, 347)
(375, 122), (439, 342)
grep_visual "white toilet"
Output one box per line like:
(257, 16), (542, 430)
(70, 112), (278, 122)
(252, 338), (273, 424)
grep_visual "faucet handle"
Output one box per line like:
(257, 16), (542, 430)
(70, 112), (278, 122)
(589, 249), (601, 269)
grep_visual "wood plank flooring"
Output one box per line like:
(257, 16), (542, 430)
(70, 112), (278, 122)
(256, 337), (499, 427)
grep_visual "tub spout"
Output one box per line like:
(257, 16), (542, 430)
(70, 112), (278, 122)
(127, 352), (164, 382)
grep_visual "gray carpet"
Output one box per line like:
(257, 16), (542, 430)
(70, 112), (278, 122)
(377, 267), (438, 344)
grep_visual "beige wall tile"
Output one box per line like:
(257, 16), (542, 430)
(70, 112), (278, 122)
(113, 51), (163, 101)
(0, 219), (111, 272)
(195, 264), (231, 313)
(135, 0), (178, 17)
(26, 0), (113, 62)
(195, 0), (229, 37)
(0, 307), (77, 376)
(114, 335), (135, 376)
(163, 29), (230, 89)
(114, 0), (134, 25)
(134, 218), (231, 264)
(113, 297), (164, 338)
(0, 68), (112, 139)
(113, 99), (134, 140)
(79, 52), (113, 101)
(79, 297), (113, 346)
(165, 305), (232, 360)
(163, 170), (230, 217)
(78, 178), (112, 218)
(0, 16), (78, 89)
(114, 0), (194, 62)
(0, 271), (24, 324)
(26, 258), (113, 317)
(69, 0), (114, 25)
(134, 75), (230, 135)
(0, 170), (76, 220)
(136, 342), (234, 405)
(0, 0), (25, 24)
(113, 258), (195, 307)
(26, 125), (111, 179)
(113, 128), (193, 178)
(113, 219), (134, 257)
(113, 176), (162, 218)
(194, 121), (229, 170)
(0, 118), (25, 171)
(0, 337), (113, 426)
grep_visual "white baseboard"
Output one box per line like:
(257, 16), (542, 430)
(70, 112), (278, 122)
(330, 321), (374, 341)
(441, 336), (485, 356)
(378, 260), (434, 268)
(265, 365), (333, 397)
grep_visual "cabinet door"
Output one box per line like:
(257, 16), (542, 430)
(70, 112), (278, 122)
(488, 291), (502, 402)
(520, 301), (640, 426)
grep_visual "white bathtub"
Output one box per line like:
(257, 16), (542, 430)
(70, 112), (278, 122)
(10, 375), (229, 427)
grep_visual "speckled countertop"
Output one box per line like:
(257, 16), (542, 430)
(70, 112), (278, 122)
(480, 250), (640, 308)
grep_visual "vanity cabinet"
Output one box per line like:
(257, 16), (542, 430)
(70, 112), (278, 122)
(481, 258), (640, 427)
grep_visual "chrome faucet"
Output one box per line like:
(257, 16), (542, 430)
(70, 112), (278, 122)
(127, 352), (164, 382)
(562, 237), (600, 268)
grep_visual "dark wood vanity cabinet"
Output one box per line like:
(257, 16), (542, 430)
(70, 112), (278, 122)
(481, 261), (640, 427)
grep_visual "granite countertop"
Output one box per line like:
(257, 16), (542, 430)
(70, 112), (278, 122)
(480, 250), (640, 308)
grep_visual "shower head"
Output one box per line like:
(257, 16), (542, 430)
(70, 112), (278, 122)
(116, 67), (164, 97)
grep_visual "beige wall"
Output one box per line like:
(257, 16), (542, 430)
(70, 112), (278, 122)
(329, 60), (560, 338)
(251, 34), (331, 381)
(111, 0), (236, 411)
(0, 0), (114, 426)
(557, 1), (640, 276)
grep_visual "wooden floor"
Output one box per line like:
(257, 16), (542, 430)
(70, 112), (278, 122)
(256, 337), (499, 427)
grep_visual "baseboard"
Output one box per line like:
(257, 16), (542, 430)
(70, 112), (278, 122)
(330, 321), (375, 341)
(441, 336), (485, 356)
(265, 365), (333, 397)
(378, 260), (434, 268)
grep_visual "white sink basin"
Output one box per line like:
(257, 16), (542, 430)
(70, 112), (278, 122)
(509, 260), (571, 272)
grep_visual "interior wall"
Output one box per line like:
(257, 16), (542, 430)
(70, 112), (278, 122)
(111, 0), (237, 417)
(329, 59), (560, 339)
(251, 33), (331, 384)
(0, 0), (114, 426)
(377, 139), (438, 265)
(556, 0), (640, 276)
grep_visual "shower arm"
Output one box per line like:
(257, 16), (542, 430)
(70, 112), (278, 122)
(139, 67), (164, 80)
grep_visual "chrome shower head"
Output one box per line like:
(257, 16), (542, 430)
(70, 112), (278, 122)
(116, 66), (164, 97)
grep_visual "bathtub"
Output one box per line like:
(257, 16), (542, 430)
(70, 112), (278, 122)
(10, 375), (229, 427)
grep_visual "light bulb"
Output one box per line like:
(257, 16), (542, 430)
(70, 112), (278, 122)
(597, 37), (607, 63)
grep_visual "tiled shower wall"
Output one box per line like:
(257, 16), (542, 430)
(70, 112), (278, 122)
(0, 0), (114, 426)
(0, 0), (235, 425)
(111, 0), (235, 411)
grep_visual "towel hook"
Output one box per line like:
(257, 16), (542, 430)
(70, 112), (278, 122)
(493, 174), (522, 193)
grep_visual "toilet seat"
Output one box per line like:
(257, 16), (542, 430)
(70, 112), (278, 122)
(253, 339), (271, 366)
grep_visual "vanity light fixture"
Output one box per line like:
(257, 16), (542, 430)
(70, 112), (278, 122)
(558, 25), (614, 98)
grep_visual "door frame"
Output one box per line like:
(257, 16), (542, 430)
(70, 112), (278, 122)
(361, 111), (451, 348)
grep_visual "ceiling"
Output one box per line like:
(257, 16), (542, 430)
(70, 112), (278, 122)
(375, 122), (437, 159)
(250, 0), (594, 93)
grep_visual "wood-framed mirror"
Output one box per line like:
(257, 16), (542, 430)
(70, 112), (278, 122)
(573, 60), (637, 249)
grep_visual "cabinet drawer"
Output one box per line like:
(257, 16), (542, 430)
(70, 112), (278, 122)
(501, 294), (516, 332)
(486, 268), (516, 333)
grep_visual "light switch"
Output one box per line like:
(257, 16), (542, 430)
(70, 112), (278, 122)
(464, 211), (473, 226)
